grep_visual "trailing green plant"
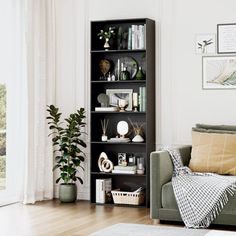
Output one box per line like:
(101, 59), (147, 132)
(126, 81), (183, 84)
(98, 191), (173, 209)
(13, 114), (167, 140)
(46, 105), (87, 185)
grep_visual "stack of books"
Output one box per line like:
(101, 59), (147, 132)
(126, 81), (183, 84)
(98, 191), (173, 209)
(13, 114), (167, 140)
(112, 165), (137, 174)
(96, 178), (112, 203)
(139, 86), (146, 112)
(128, 24), (146, 50)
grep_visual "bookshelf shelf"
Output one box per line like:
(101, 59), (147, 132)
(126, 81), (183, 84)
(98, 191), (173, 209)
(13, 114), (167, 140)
(90, 18), (155, 208)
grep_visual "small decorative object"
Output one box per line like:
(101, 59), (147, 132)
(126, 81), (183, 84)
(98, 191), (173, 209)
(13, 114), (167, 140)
(217, 24), (236, 54)
(111, 74), (116, 81)
(46, 105), (87, 203)
(195, 34), (216, 54)
(118, 99), (128, 112)
(97, 27), (115, 50)
(117, 121), (129, 140)
(101, 119), (109, 141)
(135, 66), (145, 80)
(115, 56), (138, 79)
(106, 89), (133, 111)
(120, 67), (131, 80)
(128, 154), (136, 166)
(132, 93), (138, 112)
(118, 153), (127, 166)
(98, 152), (114, 172)
(202, 56), (236, 89)
(137, 157), (145, 175)
(107, 72), (112, 81)
(128, 118), (145, 143)
(97, 93), (109, 107)
(99, 59), (111, 80)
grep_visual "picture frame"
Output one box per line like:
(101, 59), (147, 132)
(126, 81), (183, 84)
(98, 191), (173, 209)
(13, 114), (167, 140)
(118, 153), (127, 166)
(106, 89), (133, 111)
(195, 34), (216, 54)
(202, 56), (236, 89)
(217, 23), (236, 54)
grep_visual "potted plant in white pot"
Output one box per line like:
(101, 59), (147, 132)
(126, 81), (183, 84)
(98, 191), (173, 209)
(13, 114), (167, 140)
(46, 105), (87, 203)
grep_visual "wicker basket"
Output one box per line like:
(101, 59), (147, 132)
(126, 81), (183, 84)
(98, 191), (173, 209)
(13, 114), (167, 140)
(111, 189), (145, 205)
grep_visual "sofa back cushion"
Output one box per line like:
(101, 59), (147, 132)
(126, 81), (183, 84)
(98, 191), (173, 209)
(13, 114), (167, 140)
(189, 130), (236, 175)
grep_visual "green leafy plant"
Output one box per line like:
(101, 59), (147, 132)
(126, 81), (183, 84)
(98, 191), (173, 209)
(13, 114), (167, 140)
(46, 105), (87, 185)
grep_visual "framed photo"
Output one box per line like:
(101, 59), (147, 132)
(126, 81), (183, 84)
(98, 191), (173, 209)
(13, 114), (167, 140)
(202, 56), (236, 89)
(106, 89), (133, 111)
(217, 24), (236, 54)
(195, 34), (216, 54)
(118, 153), (127, 166)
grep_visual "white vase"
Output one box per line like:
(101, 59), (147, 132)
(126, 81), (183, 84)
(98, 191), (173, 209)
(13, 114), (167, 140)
(104, 38), (110, 50)
(101, 135), (108, 142)
(132, 134), (144, 143)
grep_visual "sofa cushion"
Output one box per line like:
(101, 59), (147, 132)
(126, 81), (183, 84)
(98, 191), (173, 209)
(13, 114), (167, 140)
(189, 130), (236, 175)
(196, 124), (236, 132)
(161, 181), (236, 213)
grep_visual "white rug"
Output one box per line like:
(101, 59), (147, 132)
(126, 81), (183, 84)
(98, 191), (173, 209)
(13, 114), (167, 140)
(89, 223), (236, 236)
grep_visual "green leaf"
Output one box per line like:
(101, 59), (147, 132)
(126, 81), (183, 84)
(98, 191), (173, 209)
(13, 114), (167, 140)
(56, 177), (61, 183)
(76, 177), (83, 184)
(52, 164), (61, 171)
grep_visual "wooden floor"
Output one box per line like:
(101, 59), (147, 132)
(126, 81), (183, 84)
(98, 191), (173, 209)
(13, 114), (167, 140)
(1, 200), (235, 236)
(0, 200), (156, 236)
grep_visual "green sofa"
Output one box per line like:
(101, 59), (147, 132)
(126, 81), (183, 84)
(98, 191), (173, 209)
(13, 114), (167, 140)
(150, 145), (236, 226)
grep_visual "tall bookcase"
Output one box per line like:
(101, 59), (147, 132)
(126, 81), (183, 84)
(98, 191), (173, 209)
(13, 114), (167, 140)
(90, 18), (155, 207)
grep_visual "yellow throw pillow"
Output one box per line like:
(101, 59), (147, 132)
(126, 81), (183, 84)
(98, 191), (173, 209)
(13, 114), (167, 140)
(189, 131), (236, 175)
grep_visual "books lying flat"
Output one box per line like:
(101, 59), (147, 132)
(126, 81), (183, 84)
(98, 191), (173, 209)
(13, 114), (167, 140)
(112, 170), (136, 174)
(114, 165), (137, 171)
(107, 138), (130, 143)
(95, 107), (118, 112)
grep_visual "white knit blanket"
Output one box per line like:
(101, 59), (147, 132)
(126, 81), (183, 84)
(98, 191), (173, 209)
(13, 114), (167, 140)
(166, 148), (236, 228)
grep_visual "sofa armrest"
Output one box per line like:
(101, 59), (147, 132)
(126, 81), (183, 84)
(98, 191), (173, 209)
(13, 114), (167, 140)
(150, 145), (192, 219)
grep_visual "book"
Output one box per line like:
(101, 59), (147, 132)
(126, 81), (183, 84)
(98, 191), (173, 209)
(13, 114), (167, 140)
(114, 165), (137, 171)
(95, 107), (118, 112)
(96, 178), (112, 203)
(112, 169), (136, 174)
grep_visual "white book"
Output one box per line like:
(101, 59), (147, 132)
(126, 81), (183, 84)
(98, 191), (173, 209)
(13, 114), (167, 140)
(96, 178), (112, 203)
(95, 107), (118, 112)
(114, 165), (137, 171)
(112, 169), (136, 174)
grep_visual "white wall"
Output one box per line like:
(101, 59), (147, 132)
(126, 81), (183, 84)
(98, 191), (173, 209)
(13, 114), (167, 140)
(54, 0), (236, 199)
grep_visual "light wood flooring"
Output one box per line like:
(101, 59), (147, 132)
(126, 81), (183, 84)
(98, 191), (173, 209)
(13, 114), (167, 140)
(1, 200), (235, 236)
(0, 200), (155, 236)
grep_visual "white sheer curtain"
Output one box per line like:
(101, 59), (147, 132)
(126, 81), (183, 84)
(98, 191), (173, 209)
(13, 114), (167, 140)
(22, 0), (56, 204)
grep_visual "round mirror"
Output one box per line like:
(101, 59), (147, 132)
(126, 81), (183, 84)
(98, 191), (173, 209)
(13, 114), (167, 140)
(117, 121), (129, 137)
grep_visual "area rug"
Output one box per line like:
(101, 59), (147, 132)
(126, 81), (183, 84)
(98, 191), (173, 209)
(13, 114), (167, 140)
(89, 223), (236, 236)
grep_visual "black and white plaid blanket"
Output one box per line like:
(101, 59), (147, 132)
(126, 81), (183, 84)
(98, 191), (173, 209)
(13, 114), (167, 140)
(166, 148), (236, 229)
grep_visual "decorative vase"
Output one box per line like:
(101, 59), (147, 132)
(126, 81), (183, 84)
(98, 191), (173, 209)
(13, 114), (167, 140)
(120, 67), (131, 80)
(135, 66), (145, 80)
(59, 183), (77, 203)
(104, 38), (110, 50)
(132, 134), (144, 143)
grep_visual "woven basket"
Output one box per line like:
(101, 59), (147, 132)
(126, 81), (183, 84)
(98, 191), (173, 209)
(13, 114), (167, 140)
(111, 189), (145, 205)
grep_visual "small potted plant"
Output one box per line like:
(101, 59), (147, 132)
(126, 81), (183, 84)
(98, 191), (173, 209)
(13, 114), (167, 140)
(46, 105), (87, 203)
(97, 27), (115, 50)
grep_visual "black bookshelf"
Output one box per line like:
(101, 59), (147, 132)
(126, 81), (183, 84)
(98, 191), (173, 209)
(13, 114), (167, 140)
(90, 18), (155, 207)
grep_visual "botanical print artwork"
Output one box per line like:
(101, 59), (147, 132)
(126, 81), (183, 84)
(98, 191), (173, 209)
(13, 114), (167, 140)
(203, 56), (236, 89)
(196, 34), (216, 54)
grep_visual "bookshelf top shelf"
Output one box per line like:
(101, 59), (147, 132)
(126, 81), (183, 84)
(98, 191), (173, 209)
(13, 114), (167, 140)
(91, 49), (146, 53)
(91, 80), (146, 84)
(91, 171), (146, 177)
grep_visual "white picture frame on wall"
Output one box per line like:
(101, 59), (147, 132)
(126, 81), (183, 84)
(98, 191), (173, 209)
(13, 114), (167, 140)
(195, 34), (216, 54)
(217, 23), (236, 54)
(202, 56), (236, 89)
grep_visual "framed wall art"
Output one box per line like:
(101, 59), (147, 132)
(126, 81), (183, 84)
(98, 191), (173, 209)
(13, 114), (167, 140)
(217, 23), (236, 54)
(106, 89), (133, 111)
(202, 56), (236, 89)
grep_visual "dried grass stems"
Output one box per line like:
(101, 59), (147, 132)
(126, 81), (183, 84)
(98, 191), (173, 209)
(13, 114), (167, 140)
(128, 118), (145, 135)
(101, 119), (109, 135)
